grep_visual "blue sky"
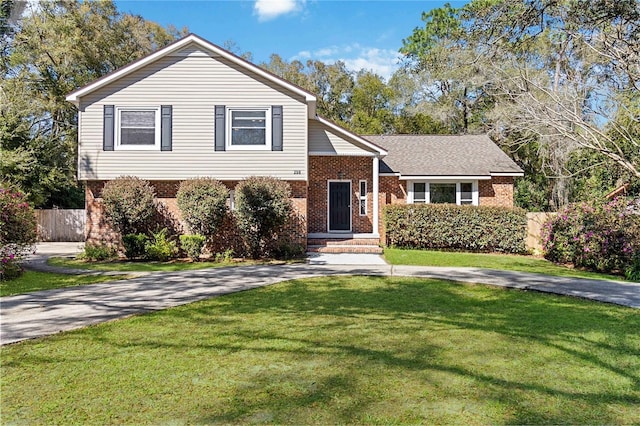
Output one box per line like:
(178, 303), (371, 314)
(114, 0), (467, 80)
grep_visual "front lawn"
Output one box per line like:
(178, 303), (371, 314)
(2, 276), (638, 424)
(384, 248), (624, 281)
(0, 271), (126, 297)
(48, 257), (280, 272)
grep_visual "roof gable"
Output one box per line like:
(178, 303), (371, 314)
(313, 116), (387, 157)
(66, 34), (317, 112)
(365, 134), (523, 177)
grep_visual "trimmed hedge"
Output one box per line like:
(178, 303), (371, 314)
(384, 204), (527, 253)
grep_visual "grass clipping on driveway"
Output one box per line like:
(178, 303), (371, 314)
(2, 276), (638, 424)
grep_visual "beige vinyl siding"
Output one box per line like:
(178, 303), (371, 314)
(308, 119), (376, 156)
(78, 45), (308, 181)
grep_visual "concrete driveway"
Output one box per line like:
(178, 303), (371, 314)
(2, 250), (639, 345)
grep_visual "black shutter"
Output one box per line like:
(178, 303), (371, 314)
(161, 105), (172, 151)
(103, 105), (114, 151)
(215, 105), (225, 151)
(272, 105), (283, 151)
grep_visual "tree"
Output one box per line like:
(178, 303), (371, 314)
(400, 3), (492, 134)
(400, 0), (640, 209)
(1, 0), (186, 207)
(350, 70), (395, 134)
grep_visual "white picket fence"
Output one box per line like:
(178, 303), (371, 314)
(35, 209), (86, 242)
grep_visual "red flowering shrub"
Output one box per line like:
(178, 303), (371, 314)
(0, 185), (37, 280)
(542, 197), (640, 277)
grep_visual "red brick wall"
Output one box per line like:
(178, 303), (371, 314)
(85, 179), (308, 249)
(378, 176), (407, 244)
(308, 156), (374, 234)
(479, 176), (515, 208)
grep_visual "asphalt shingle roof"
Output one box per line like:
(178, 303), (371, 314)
(364, 134), (523, 176)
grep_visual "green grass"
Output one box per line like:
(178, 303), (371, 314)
(0, 270), (125, 297)
(2, 276), (638, 424)
(48, 257), (277, 272)
(384, 248), (625, 281)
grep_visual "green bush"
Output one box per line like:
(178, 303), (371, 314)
(542, 197), (640, 275)
(176, 178), (229, 237)
(1, 185), (37, 280)
(79, 243), (118, 261)
(384, 204), (527, 254)
(102, 176), (155, 235)
(235, 177), (292, 259)
(122, 233), (149, 259)
(180, 234), (206, 261)
(214, 248), (234, 263)
(626, 253), (640, 282)
(145, 228), (178, 261)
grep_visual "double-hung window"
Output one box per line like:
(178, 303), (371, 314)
(410, 181), (478, 205)
(116, 107), (160, 149)
(227, 108), (271, 150)
(413, 183), (427, 203)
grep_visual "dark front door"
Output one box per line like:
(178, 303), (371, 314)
(329, 181), (351, 232)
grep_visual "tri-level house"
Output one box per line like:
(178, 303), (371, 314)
(66, 34), (523, 253)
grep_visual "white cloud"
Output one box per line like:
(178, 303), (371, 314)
(254, 0), (304, 22)
(292, 44), (402, 81)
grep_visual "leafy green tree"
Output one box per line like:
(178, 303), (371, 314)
(350, 71), (395, 134)
(400, 0), (640, 209)
(1, 0), (185, 207)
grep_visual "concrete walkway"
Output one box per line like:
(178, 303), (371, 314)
(2, 258), (639, 345)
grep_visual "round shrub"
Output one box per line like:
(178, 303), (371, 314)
(122, 233), (149, 259)
(177, 178), (229, 237)
(235, 176), (292, 259)
(102, 176), (155, 235)
(542, 197), (640, 274)
(180, 234), (206, 261)
(1, 185), (37, 280)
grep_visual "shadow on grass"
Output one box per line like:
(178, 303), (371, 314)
(4, 276), (639, 424)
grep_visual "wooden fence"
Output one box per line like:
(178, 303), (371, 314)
(35, 209), (86, 242)
(526, 212), (556, 253)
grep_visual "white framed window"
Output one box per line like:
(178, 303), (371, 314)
(409, 181), (478, 206)
(116, 107), (160, 150)
(412, 182), (427, 204)
(359, 180), (367, 216)
(227, 107), (271, 150)
(459, 182), (474, 205)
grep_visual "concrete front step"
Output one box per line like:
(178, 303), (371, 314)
(307, 245), (383, 254)
(307, 238), (380, 246)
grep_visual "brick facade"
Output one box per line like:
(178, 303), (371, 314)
(479, 176), (515, 208)
(308, 156), (374, 234)
(377, 176), (407, 244)
(84, 171), (515, 249)
(85, 179), (308, 249)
